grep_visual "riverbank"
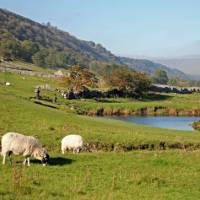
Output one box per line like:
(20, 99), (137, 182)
(84, 106), (200, 116)
(63, 93), (200, 116)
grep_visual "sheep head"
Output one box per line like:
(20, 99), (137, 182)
(32, 147), (49, 165)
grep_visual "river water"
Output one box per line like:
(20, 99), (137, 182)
(110, 116), (200, 131)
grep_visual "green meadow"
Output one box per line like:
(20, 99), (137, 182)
(1, 71), (200, 199)
(1, 151), (200, 200)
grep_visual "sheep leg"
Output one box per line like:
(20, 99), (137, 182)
(62, 149), (65, 154)
(76, 148), (80, 154)
(2, 154), (6, 165)
(27, 157), (30, 166)
(73, 149), (76, 154)
(23, 158), (27, 166)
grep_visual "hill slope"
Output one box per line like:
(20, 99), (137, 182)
(0, 8), (191, 79)
(155, 56), (200, 79)
(120, 57), (189, 79)
(0, 8), (121, 65)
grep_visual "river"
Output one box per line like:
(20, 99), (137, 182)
(109, 116), (200, 131)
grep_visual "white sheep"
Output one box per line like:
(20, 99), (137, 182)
(61, 135), (83, 154)
(5, 82), (11, 86)
(1, 132), (49, 166)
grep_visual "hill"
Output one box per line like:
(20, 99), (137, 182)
(154, 56), (200, 79)
(0, 8), (121, 66)
(0, 8), (191, 79)
(119, 57), (189, 80)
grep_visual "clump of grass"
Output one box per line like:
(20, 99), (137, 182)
(11, 165), (32, 195)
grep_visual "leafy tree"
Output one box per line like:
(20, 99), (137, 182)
(32, 48), (72, 68)
(44, 49), (70, 68)
(104, 67), (151, 95)
(59, 65), (98, 92)
(21, 40), (39, 61)
(44, 49), (58, 68)
(32, 48), (49, 67)
(56, 52), (70, 67)
(152, 69), (169, 84)
(0, 48), (12, 61)
(89, 61), (122, 77)
(0, 39), (21, 60)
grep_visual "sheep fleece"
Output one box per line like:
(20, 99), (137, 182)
(1, 132), (41, 156)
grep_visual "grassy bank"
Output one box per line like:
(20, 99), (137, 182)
(1, 71), (200, 151)
(2, 71), (200, 199)
(2, 85), (200, 151)
(62, 93), (200, 116)
(1, 71), (200, 116)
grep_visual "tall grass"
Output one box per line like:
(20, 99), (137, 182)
(1, 152), (200, 199)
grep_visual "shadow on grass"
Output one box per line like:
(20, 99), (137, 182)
(13, 157), (75, 166)
(94, 98), (119, 103)
(142, 93), (174, 101)
(48, 157), (75, 166)
(30, 157), (75, 166)
(93, 93), (174, 103)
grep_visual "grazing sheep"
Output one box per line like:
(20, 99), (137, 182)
(1, 132), (49, 166)
(61, 135), (83, 154)
(5, 82), (11, 86)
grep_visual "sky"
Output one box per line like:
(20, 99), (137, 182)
(1, 0), (200, 58)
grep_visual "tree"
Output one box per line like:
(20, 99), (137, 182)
(59, 65), (98, 92)
(103, 67), (151, 95)
(89, 61), (123, 77)
(44, 49), (58, 68)
(0, 39), (21, 60)
(32, 48), (71, 68)
(0, 48), (12, 61)
(21, 40), (39, 61)
(45, 50), (69, 68)
(152, 69), (169, 84)
(32, 48), (49, 67)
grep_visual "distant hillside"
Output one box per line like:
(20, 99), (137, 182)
(0, 8), (192, 79)
(119, 57), (189, 79)
(155, 57), (200, 79)
(0, 8), (121, 65)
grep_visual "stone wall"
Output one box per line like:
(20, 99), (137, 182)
(151, 84), (200, 94)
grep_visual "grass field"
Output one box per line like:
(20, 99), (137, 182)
(1, 151), (200, 200)
(1, 70), (200, 199)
